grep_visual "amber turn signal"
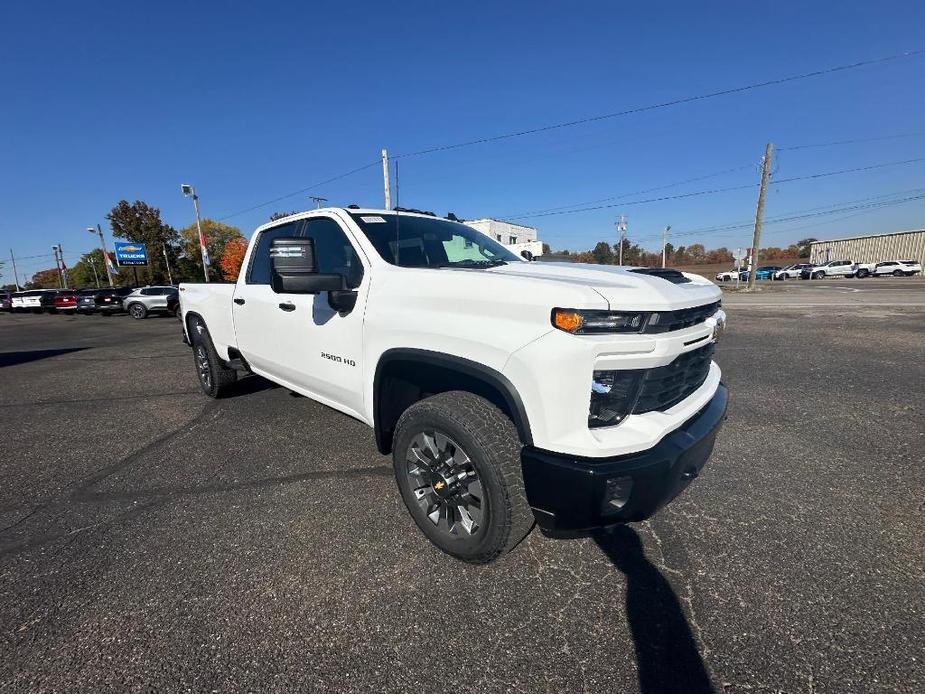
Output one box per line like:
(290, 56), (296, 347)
(552, 309), (584, 333)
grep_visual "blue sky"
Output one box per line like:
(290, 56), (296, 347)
(2, 0), (924, 279)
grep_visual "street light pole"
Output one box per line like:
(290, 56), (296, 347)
(616, 215), (627, 266)
(51, 245), (63, 287)
(182, 184), (210, 282)
(88, 225), (115, 287)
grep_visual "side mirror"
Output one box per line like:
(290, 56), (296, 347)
(520, 250), (534, 261)
(270, 237), (344, 294)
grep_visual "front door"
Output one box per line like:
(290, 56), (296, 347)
(232, 215), (369, 420)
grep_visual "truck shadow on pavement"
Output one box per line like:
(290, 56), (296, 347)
(0, 347), (86, 367)
(594, 526), (714, 694)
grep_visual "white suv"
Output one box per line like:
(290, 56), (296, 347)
(803, 260), (856, 279)
(871, 260), (922, 277)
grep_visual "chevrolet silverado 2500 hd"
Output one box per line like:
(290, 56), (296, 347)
(180, 208), (728, 563)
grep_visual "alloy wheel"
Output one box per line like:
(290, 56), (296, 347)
(196, 345), (211, 389)
(404, 431), (484, 537)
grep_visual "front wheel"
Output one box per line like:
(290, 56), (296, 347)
(813, 271), (825, 280)
(128, 303), (148, 319)
(392, 391), (534, 563)
(857, 269), (869, 278)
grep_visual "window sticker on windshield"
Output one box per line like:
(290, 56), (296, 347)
(361, 216), (387, 223)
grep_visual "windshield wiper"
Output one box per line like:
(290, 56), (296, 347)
(434, 259), (509, 269)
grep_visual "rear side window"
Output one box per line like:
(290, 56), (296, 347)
(302, 217), (364, 289)
(247, 222), (301, 284)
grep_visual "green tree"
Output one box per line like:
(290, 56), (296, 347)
(591, 241), (614, 265)
(69, 249), (134, 288)
(796, 237), (817, 258)
(178, 219), (245, 282)
(107, 200), (179, 284)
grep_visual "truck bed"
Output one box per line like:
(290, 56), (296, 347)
(179, 283), (237, 360)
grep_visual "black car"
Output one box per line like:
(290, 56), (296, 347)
(0, 292), (11, 312)
(88, 287), (134, 314)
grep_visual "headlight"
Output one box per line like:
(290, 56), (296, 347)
(552, 308), (648, 334)
(589, 370), (642, 428)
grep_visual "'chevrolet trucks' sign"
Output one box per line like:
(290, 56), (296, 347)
(114, 241), (149, 266)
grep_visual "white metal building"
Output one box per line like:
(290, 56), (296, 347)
(809, 229), (925, 265)
(464, 218), (544, 257)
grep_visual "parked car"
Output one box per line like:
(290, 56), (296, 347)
(166, 292), (181, 318)
(739, 265), (782, 281)
(800, 260), (856, 279)
(715, 268), (745, 282)
(124, 286), (180, 319)
(774, 263), (814, 280)
(870, 260), (923, 277)
(53, 290), (79, 313)
(93, 287), (135, 314)
(180, 207), (728, 563)
(10, 292), (25, 312)
(76, 288), (102, 314)
(0, 292), (11, 312)
(19, 289), (56, 313)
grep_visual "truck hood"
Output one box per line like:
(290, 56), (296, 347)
(485, 261), (721, 310)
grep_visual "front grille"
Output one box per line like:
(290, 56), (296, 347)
(642, 301), (721, 334)
(633, 343), (714, 414)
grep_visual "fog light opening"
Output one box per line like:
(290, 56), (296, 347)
(604, 475), (633, 511)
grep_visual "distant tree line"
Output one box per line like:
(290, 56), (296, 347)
(549, 237), (817, 266)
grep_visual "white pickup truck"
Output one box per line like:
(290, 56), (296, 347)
(180, 208), (728, 562)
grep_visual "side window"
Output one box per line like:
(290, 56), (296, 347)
(247, 222), (301, 284)
(140, 288), (154, 296)
(303, 217), (365, 289)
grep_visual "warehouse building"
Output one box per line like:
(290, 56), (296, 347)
(464, 218), (544, 258)
(809, 229), (925, 265)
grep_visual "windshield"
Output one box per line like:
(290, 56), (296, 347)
(348, 212), (520, 268)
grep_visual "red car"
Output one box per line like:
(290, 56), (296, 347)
(53, 290), (78, 313)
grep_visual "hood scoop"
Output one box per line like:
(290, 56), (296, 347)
(629, 267), (691, 284)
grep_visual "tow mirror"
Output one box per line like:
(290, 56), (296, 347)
(270, 237), (344, 294)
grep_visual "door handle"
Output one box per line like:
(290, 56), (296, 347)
(233, 298), (246, 305)
(278, 302), (296, 312)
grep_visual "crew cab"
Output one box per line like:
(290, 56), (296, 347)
(180, 208), (728, 563)
(800, 260), (856, 279)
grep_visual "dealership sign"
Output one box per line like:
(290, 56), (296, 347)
(114, 241), (149, 266)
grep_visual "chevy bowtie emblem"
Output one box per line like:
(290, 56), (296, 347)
(434, 481), (446, 491)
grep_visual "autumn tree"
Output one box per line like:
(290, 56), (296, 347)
(219, 237), (249, 281)
(29, 268), (60, 289)
(107, 200), (179, 283)
(178, 219), (245, 282)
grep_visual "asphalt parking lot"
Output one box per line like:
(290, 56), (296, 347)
(1, 288), (923, 693)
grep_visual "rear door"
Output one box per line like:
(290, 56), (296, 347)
(232, 214), (370, 418)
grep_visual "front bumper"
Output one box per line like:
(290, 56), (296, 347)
(521, 383), (727, 532)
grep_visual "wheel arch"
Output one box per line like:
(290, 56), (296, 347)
(373, 349), (533, 455)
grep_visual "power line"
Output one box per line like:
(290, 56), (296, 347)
(779, 131), (925, 151)
(216, 160), (380, 221)
(509, 155), (925, 220)
(393, 49), (924, 159)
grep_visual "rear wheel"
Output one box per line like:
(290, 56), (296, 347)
(813, 271), (825, 279)
(128, 303), (148, 319)
(857, 269), (869, 278)
(392, 391), (533, 563)
(189, 318), (237, 398)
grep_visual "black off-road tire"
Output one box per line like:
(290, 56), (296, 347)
(188, 317), (237, 398)
(392, 391), (534, 563)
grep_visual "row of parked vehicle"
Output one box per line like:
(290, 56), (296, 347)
(715, 259), (922, 282)
(0, 286), (180, 318)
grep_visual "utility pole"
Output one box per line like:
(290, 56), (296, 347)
(661, 225), (671, 268)
(89, 225), (115, 287)
(310, 196), (327, 209)
(89, 256), (100, 288)
(616, 215), (627, 265)
(381, 148), (392, 209)
(181, 184), (210, 283)
(51, 246), (63, 287)
(394, 159), (400, 208)
(58, 243), (68, 287)
(9, 249), (22, 290)
(747, 143), (774, 290)
(162, 245), (174, 285)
